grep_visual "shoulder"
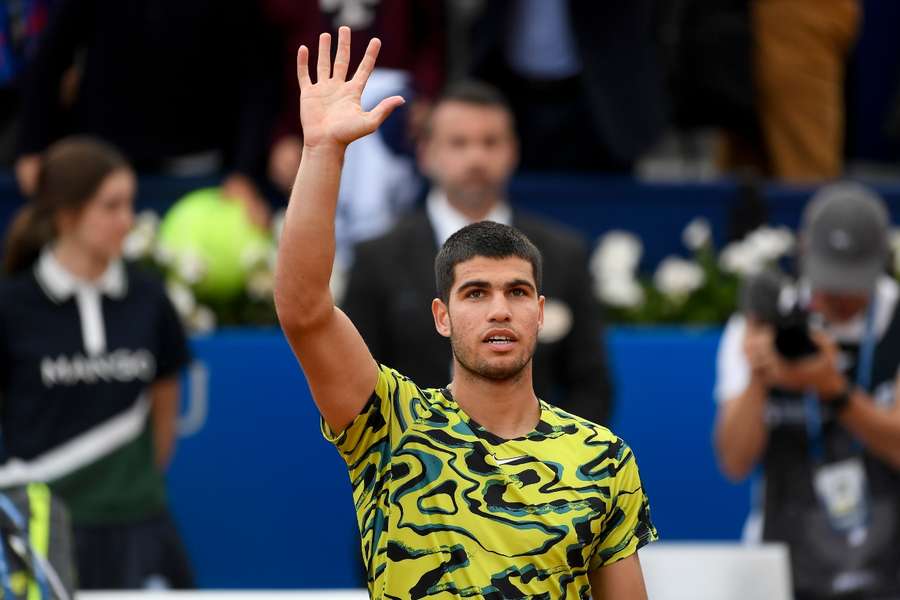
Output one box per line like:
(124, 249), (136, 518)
(0, 270), (44, 311)
(541, 402), (622, 453)
(354, 211), (430, 256)
(513, 212), (587, 258)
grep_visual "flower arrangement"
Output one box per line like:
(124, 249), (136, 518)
(591, 218), (796, 325)
(122, 209), (283, 333)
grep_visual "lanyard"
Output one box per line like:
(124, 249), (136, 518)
(805, 296), (878, 462)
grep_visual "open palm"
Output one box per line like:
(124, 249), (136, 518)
(297, 27), (404, 148)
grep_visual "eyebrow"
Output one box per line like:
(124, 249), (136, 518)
(455, 278), (536, 294)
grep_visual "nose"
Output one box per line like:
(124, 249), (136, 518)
(486, 294), (512, 322)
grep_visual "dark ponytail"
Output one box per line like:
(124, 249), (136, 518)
(3, 137), (130, 275)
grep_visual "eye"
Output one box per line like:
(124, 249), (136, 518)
(510, 288), (528, 297)
(466, 289), (484, 299)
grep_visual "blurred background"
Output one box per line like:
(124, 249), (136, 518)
(3, 0), (900, 598)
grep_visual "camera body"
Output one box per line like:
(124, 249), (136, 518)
(740, 270), (819, 361)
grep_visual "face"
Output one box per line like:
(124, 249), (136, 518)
(420, 101), (518, 212)
(58, 169), (136, 262)
(432, 256), (544, 382)
(810, 290), (870, 324)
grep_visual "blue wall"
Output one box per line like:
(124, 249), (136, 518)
(167, 327), (750, 589)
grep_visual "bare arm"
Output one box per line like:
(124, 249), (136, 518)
(715, 378), (770, 481)
(150, 377), (179, 470)
(713, 322), (771, 481)
(273, 27), (404, 433)
(831, 381), (900, 469)
(589, 554), (648, 600)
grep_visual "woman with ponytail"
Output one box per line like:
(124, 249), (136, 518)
(0, 137), (194, 589)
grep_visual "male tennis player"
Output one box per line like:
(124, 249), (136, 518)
(274, 27), (657, 599)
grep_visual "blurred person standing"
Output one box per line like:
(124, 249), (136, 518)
(720, 0), (861, 181)
(343, 81), (614, 425)
(0, 0), (54, 165)
(467, 0), (667, 172)
(263, 0), (445, 268)
(714, 183), (900, 598)
(0, 137), (193, 589)
(15, 0), (277, 225)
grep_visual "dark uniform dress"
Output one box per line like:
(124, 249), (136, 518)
(0, 249), (193, 589)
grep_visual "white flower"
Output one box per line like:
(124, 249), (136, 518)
(246, 270), (274, 301)
(596, 275), (645, 309)
(166, 280), (196, 319)
(744, 226), (794, 263)
(654, 256), (705, 299)
(240, 244), (270, 273)
(122, 211), (160, 260)
(271, 209), (286, 243)
(591, 231), (643, 281)
(719, 241), (763, 277)
(682, 217), (712, 251)
(188, 305), (217, 334)
(174, 250), (208, 285)
(154, 243), (177, 267)
(122, 227), (154, 260)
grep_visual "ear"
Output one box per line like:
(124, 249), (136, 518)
(432, 297), (451, 338)
(537, 295), (545, 333)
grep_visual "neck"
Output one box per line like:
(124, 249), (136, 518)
(53, 239), (110, 281)
(448, 361), (540, 439)
(444, 189), (502, 222)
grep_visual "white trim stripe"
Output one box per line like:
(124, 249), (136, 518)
(0, 396), (149, 488)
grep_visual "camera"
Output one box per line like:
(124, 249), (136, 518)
(740, 269), (819, 361)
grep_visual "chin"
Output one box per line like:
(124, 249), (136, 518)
(463, 355), (531, 382)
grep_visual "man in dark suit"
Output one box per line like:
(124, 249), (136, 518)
(342, 81), (613, 424)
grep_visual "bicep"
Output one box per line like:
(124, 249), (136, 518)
(283, 306), (378, 434)
(589, 553), (648, 600)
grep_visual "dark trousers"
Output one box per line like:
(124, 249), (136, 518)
(73, 511), (194, 589)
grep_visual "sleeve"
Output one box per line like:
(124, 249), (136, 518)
(590, 439), (657, 569)
(556, 239), (614, 425)
(320, 366), (419, 508)
(154, 285), (192, 380)
(320, 365), (413, 464)
(714, 314), (750, 404)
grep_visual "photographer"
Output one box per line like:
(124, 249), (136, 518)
(714, 182), (900, 599)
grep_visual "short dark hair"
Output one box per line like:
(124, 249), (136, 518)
(435, 221), (542, 302)
(422, 80), (515, 139)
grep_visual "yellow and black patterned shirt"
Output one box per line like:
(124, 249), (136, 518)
(322, 365), (657, 599)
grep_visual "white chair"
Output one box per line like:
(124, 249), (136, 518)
(640, 542), (792, 600)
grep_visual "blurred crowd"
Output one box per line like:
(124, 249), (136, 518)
(1, 0), (900, 598)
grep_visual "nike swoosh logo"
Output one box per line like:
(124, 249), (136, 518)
(494, 455), (529, 466)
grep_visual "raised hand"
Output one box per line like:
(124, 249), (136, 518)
(297, 27), (405, 149)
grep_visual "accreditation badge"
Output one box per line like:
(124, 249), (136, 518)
(813, 457), (869, 540)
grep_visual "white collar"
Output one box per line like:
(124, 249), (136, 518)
(35, 246), (128, 303)
(425, 189), (513, 247)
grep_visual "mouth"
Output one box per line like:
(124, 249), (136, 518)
(482, 330), (518, 350)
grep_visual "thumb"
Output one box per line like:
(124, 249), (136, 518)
(366, 95), (406, 130)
